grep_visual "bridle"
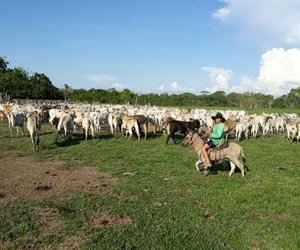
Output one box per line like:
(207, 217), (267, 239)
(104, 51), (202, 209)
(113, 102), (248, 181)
(182, 131), (195, 147)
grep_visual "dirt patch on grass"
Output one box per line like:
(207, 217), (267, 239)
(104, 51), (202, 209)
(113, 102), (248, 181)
(0, 153), (132, 249)
(0, 155), (116, 205)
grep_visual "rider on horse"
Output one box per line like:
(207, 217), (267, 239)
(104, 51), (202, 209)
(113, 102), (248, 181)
(201, 112), (226, 168)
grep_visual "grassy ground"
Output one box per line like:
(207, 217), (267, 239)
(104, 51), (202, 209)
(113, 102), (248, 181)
(0, 119), (300, 249)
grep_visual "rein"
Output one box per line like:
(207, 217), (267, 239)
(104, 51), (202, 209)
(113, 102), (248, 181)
(187, 132), (204, 154)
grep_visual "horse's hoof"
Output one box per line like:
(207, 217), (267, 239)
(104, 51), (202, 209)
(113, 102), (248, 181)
(200, 171), (209, 177)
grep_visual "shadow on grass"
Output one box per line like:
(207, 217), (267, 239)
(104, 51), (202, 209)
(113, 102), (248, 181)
(209, 160), (250, 177)
(164, 134), (186, 145)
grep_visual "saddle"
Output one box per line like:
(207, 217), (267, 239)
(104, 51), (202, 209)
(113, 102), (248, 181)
(211, 139), (229, 151)
(207, 139), (229, 163)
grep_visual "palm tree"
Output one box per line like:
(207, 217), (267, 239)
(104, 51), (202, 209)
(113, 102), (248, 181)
(62, 84), (72, 101)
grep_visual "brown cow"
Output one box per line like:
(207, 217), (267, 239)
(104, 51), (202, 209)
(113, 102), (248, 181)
(166, 119), (201, 145)
(135, 115), (148, 140)
(0, 110), (4, 121)
(161, 116), (176, 135)
(121, 114), (140, 141)
(3, 104), (13, 126)
(224, 119), (238, 141)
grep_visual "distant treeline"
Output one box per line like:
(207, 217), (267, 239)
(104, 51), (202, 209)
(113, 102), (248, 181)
(1, 56), (300, 109)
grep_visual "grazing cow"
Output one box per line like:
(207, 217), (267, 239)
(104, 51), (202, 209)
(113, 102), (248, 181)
(55, 111), (75, 143)
(9, 112), (26, 137)
(26, 112), (42, 151)
(121, 114), (141, 141)
(166, 119), (201, 145)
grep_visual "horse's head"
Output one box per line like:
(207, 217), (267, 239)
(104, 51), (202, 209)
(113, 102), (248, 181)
(181, 129), (196, 147)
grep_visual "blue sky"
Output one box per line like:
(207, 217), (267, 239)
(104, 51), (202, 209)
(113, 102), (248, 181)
(1, 0), (300, 97)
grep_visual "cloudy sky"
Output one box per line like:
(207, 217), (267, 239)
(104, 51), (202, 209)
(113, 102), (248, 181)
(1, 0), (300, 97)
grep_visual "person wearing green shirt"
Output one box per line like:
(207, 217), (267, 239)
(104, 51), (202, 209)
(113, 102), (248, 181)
(201, 112), (225, 168)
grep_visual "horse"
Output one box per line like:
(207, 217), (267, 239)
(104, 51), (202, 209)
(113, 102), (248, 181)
(181, 130), (247, 178)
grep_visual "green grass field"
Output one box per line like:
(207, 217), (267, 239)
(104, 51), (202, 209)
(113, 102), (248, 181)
(0, 116), (300, 250)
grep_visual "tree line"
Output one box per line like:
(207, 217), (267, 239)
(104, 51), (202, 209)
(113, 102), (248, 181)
(1, 56), (299, 108)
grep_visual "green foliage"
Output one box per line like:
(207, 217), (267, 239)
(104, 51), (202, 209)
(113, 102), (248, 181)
(120, 88), (133, 104)
(0, 57), (63, 100)
(1, 56), (300, 109)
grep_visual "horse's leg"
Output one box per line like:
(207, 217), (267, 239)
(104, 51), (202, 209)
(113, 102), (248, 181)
(229, 160), (245, 177)
(228, 161), (236, 176)
(202, 165), (209, 176)
(195, 158), (203, 172)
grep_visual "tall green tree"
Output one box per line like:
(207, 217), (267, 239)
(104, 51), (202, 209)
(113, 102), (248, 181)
(30, 73), (63, 99)
(287, 87), (300, 108)
(0, 56), (10, 73)
(120, 89), (132, 104)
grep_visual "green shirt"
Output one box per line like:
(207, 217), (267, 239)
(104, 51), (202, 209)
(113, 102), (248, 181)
(210, 123), (225, 145)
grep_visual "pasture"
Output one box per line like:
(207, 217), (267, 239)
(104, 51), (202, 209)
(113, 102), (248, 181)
(0, 118), (300, 249)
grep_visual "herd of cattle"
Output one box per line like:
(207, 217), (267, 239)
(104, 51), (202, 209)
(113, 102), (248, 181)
(0, 102), (299, 151)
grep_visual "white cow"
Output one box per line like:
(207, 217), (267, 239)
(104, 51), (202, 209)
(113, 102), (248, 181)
(88, 111), (108, 135)
(286, 123), (296, 140)
(290, 121), (300, 143)
(108, 112), (122, 135)
(250, 121), (259, 139)
(9, 112), (26, 137)
(26, 112), (42, 151)
(48, 108), (63, 127)
(82, 115), (95, 141)
(73, 110), (84, 131)
(55, 111), (75, 143)
(263, 121), (273, 139)
(121, 114), (140, 141)
(235, 122), (250, 142)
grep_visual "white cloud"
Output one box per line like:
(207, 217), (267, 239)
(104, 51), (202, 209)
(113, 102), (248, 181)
(285, 21), (300, 44)
(170, 81), (186, 92)
(213, 6), (230, 20)
(201, 67), (233, 93)
(84, 74), (116, 84)
(157, 81), (195, 94)
(231, 47), (300, 96)
(158, 85), (165, 92)
(83, 74), (124, 90)
(111, 83), (124, 91)
(214, 0), (300, 45)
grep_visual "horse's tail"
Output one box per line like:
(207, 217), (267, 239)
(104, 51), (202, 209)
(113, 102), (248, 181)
(240, 148), (247, 163)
